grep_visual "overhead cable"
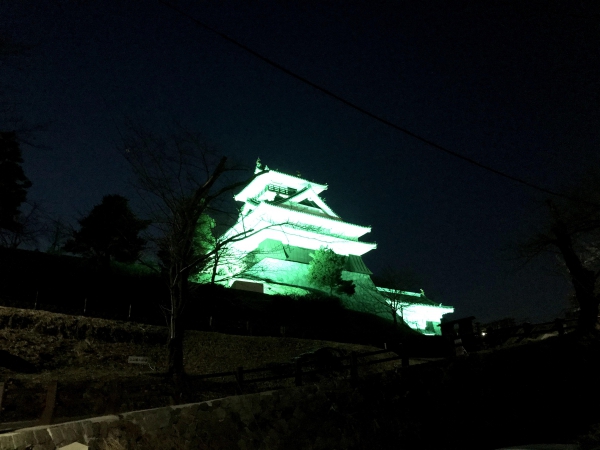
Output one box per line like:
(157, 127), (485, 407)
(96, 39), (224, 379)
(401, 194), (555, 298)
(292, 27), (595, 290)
(160, 1), (577, 201)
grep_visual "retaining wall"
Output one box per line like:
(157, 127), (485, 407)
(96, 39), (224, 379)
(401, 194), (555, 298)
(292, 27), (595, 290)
(0, 374), (404, 450)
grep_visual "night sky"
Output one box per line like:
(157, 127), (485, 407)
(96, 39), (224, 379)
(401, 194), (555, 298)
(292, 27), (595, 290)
(1, 1), (599, 323)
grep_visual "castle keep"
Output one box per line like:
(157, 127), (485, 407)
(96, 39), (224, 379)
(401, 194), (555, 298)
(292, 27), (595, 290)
(209, 160), (453, 335)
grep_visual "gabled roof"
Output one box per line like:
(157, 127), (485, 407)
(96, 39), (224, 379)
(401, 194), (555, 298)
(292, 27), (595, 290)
(235, 169), (328, 203)
(267, 198), (342, 221)
(280, 186), (339, 218)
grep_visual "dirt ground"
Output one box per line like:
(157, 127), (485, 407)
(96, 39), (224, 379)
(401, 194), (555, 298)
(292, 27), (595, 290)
(0, 306), (399, 426)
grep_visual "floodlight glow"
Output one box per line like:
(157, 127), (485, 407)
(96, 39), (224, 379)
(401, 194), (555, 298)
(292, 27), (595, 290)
(201, 159), (454, 335)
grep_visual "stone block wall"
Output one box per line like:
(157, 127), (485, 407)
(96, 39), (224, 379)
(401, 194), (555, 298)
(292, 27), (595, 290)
(0, 377), (394, 450)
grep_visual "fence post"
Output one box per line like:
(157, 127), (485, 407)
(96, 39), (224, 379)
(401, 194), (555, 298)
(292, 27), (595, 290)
(39, 380), (57, 425)
(105, 381), (121, 414)
(401, 343), (409, 369)
(34, 291), (39, 310)
(350, 351), (358, 384)
(294, 359), (303, 386)
(83, 298), (87, 315)
(128, 304), (132, 320)
(555, 318), (565, 336)
(236, 367), (244, 394)
(0, 381), (5, 415)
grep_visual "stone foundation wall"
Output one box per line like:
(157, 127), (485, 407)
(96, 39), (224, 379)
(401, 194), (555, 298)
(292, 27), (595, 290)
(0, 377), (397, 450)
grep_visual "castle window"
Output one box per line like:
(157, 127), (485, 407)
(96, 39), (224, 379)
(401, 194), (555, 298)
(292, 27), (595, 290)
(268, 184), (296, 196)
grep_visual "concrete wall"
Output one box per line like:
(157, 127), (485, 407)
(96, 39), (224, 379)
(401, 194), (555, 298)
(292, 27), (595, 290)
(0, 375), (401, 450)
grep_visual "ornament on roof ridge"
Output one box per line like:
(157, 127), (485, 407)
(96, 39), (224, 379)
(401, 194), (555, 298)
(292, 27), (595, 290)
(255, 157), (269, 174)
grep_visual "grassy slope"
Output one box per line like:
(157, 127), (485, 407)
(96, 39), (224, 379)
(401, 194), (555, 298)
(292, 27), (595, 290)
(4, 305), (600, 448)
(0, 305), (404, 424)
(0, 248), (433, 349)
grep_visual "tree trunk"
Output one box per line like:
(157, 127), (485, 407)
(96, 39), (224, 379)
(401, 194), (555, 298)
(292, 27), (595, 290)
(552, 221), (599, 333)
(167, 319), (185, 375)
(211, 251), (220, 284)
(168, 267), (189, 376)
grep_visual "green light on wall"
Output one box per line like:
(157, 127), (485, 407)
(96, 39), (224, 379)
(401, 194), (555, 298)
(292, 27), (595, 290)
(199, 160), (454, 335)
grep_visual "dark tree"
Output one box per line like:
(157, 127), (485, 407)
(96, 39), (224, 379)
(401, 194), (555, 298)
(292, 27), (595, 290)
(308, 247), (355, 296)
(520, 171), (600, 333)
(0, 131), (31, 242)
(123, 126), (271, 377)
(46, 219), (71, 255)
(64, 195), (149, 269)
(0, 201), (47, 249)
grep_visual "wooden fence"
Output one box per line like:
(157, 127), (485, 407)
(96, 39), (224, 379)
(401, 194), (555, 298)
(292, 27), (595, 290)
(479, 317), (579, 349)
(0, 348), (408, 433)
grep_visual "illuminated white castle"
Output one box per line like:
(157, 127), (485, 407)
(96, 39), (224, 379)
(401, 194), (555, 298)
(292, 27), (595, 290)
(211, 159), (453, 335)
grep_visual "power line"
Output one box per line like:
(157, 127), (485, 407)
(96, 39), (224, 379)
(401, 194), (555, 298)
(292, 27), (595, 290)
(160, 1), (571, 201)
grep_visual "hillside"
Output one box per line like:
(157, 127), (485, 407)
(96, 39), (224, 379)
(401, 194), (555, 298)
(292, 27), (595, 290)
(0, 248), (426, 348)
(4, 306), (600, 448)
(0, 306), (401, 426)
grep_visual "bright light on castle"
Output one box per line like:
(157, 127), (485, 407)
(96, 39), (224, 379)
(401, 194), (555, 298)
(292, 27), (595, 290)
(199, 159), (454, 335)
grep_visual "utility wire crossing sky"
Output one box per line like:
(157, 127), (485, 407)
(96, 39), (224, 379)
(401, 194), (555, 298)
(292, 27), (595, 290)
(1, 1), (599, 323)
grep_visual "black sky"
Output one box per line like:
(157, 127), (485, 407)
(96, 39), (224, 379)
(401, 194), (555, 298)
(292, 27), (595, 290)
(1, 1), (599, 322)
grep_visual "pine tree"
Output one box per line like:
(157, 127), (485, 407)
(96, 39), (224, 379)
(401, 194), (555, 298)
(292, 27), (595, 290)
(308, 247), (355, 296)
(0, 132), (32, 237)
(64, 195), (149, 269)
